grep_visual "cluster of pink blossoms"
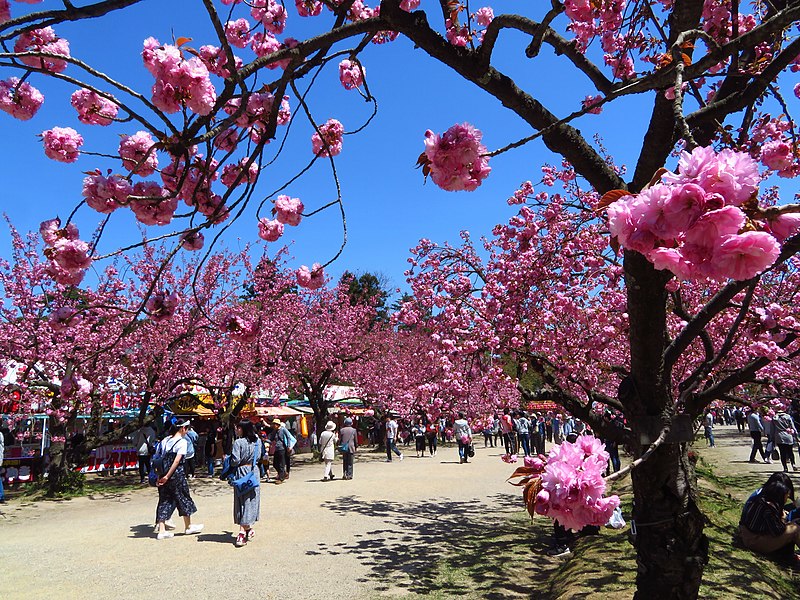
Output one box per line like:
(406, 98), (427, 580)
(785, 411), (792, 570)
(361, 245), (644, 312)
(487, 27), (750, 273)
(40, 219), (92, 286)
(274, 194), (304, 226)
(311, 119), (344, 157)
(128, 180), (178, 226)
(258, 218), (284, 242)
(296, 263), (325, 289)
(422, 123), (491, 192)
(14, 26), (71, 73)
(142, 37), (217, 116)
(82, 169), (132, 214)
(60, 373), (92, 400)
(49, 307), (81, 332)
(180, 230), (205, 251)
(535, 435), (620, 531)
(41, 127), (83, 163)
(119, 130), (159, 176)
(338, 59), (366, 90)
(607, 146), (797, 281)
(70, 89), (119, 126)
(0, 77), (44, 120)
(145, 291), (180, 321)
(221, 314), (258, 343)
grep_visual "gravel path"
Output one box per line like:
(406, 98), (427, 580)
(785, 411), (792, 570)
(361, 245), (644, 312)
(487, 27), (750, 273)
(0, 443), (523, 600)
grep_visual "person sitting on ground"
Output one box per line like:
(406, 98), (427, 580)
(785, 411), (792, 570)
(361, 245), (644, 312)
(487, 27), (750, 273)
(739, 472), (800, 561)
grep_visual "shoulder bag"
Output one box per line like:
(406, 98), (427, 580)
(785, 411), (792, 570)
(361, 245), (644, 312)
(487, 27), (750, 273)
(231, 440), (260, 497)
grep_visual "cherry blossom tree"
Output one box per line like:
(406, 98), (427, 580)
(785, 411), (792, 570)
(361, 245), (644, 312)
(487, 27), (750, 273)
(2, 0), (800, 596)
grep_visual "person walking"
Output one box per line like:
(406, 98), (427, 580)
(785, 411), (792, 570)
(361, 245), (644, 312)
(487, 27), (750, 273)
(552, 414), (563, 445)
(133, 422), (156, 485)
(516, 412), (531, 456)
(339, 417), (357, 479)
(453, 412), (473, 464)
(413, 419), (427, 457)
(319, 421), (338, 481)
(230, 420), (261, 547)
(425, 420), (438, 456)
(704, 410), (715, 447)
(204, 425), (217, 477)
(269, 419), (293, 483)
(773, 411), (799, 472)
(154, 419), (203, 540)
(747, 408), (768, 463)
(499, 408), (515, 455)
(184, 424), (198, 479)
(384, 415), (403, 462)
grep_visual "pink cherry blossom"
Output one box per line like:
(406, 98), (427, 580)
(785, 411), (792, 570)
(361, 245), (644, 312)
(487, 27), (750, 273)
(251, 0), (287, 34)
(400, 0), (420, 10)
(198, 45), (242, 79)
(60, 374), (91, 399)
(710, 232), (781, 281)
(258, 218), (284, 242)
(274, 195), (304, 226)
(225, 18), (252, 48)
(0, 77), (44, 121)
(295, 0), (323, 16)
(45, 260), (85, 286)
(145, 291), (180, 321)
(582, 95), (604, 114)
(40, 218), (78, 246)
(445, 19), (469, 46)
(338, 59), (366, 90)
(474, 6), (494, 26)
(50, 237), (92, 271)
(767, 213), (800, 243)
(14, 27), (71, 73)
(0, 1), (9, 23)
(49, 306), (81, 331)
(422, 123), (491, 192)
(128, 181), (177, 226)
(82, 170), (132, 214)
(142, 38), (216, 116)
(180, 231), (205, 251)
(297, 263), (325, 289)
(221, 157), (259, 187)
(41, 127), (83, 163)
(311, 119), (344, 157)
(664, 146), (760, 206)
(70, 89), (119, 126)
(760, 140), (794, 176)
(119, 131), (159, 176)
(214, 128), (239, 152)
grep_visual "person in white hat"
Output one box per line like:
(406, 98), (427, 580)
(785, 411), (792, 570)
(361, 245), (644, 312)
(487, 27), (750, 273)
(318, 421), (338, 481)
(154, 418), (204, 539)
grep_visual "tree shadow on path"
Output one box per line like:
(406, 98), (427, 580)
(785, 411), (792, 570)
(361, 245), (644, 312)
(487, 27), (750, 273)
(318, 492), (560, 598)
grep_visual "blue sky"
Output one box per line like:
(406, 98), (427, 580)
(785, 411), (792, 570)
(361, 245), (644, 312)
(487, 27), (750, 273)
(1, 0), (786, 302)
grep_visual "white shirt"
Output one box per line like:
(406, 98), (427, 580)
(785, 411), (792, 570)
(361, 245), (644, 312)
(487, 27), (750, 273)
(386, 420), (398, 440)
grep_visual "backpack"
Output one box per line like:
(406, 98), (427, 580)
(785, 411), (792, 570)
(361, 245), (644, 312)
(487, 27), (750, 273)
(149, 439), (170, 485)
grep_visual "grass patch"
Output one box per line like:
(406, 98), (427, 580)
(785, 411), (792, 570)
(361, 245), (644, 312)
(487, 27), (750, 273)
(384, 459), (800, 599)
(17, 471), (144, 501)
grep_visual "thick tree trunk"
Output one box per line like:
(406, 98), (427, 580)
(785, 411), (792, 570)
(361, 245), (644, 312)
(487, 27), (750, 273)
(626, 251), (708, 598)
(631, 439), (708, 599)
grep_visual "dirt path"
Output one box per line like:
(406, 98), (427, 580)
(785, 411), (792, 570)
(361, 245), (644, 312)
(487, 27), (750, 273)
(695, 423), (800, 501)
(0, 443), (526, 600)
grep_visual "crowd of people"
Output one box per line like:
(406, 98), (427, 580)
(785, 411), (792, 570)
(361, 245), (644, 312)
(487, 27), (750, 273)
(704, 404), (800, 473)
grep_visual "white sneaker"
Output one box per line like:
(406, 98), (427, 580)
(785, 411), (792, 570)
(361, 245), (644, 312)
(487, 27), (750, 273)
(399, 454), (404, 461)
(153, 520), (177, 534)
(156, 531), (174, 540)
(185, 524), (204, 535)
